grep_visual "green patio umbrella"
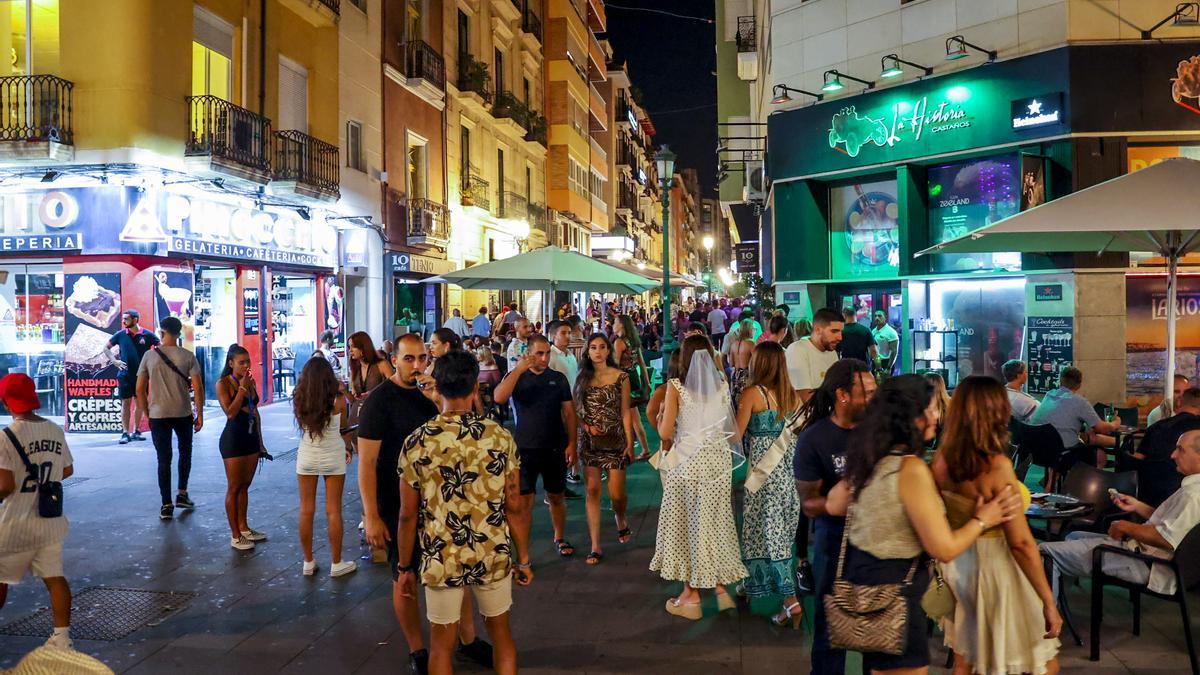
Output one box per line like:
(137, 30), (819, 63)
(426, 245), (658, 294)
(916, 157), (1200, 408)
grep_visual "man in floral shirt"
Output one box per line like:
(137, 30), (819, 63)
(398, 350), (532, 675)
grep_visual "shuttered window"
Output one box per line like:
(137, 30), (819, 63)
(278, 57), (308, 132)
(347, 120), (365, 172)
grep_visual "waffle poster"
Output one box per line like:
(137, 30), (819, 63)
(63, 273), (123, 433)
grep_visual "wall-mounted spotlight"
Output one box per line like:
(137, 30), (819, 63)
(945, 35), (996, 62)
(822, 69), (874, 93)
(880, 54), (933, 79)
(1142, 2), (1200, 39)
(770, 84), (823, 105)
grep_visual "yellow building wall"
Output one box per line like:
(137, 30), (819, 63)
(57, 0), (337, 159)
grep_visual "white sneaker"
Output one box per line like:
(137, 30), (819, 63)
(302, 560), (318, 576)
(241, 529), (267, 542)
(231, 535), (255, 550)
(330, 560), (358, 577)
(45, 632), (72, 650)
(357, 520), (365, 530)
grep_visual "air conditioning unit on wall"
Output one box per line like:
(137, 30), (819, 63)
(743, 160), (766, 203)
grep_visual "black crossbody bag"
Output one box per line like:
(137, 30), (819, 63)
(2, 427), (63, 518)
(154, 347), (194, 391)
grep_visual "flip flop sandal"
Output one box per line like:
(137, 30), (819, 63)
(617, 527), (632, 544)
(555, 539), (575, 557)
(585, 551), (603, 565)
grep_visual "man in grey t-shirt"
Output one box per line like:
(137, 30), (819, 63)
(1029, 366), (1120, 470)
(136, 317), (204, 520)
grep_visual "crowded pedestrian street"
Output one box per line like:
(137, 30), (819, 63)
(0, 403), (1190, 674)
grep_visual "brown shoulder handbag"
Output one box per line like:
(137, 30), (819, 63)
(822, 501), (919, 655)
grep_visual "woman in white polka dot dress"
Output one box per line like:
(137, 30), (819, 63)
(652, 334), (748, 620)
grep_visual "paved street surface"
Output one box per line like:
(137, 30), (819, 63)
(0, 404), (1195, 673)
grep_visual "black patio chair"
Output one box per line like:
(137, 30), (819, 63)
(1013, 421), (1070, 492)
(1059, 464), (1138, 536)
(1089, 523), (1200, 672)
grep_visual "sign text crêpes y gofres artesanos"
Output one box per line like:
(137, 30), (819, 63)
(0, 187), (338, 268)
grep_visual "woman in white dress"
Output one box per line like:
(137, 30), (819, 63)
(652, 334), (748, 620)
(293, 356), (357, 578)
(933, 376), (1062, 675)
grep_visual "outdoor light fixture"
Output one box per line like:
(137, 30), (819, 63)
(295, 207), (312, 220)
(822, 70), (874, 93)
(40, 170), (61, 183)
(945, 36), (996, 62)
(1142, 2), (1200, 39)
(703, 234), (714, 251)
(880, 54), (933, 79)
(770, 84), (822, 105)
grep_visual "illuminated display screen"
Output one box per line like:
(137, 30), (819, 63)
(927, 154), (1022, 273)
(829, 178), (900, 280)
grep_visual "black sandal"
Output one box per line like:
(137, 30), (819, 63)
(585, 551), (603, 565)
(617, 527), (632, 544)
(555, 539), (575, 557)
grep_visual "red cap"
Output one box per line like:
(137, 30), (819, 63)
(0, 373), (40, 414)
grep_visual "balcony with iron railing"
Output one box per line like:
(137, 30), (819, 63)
(500, 189), (528, 220)
(185, 95), (272, 183)
(462, 167), (491, 213)
(407, 197), (450, 248)
(401, 40), (446, 91)
(457, 53), (493, 105)
(524, 113), (547, 147)
(528, 202), (549, 233)
(492, 90), (530, 132)
(281, 0), (339, 27)
(521, 9), (543, 44)
(736, 16), (757, 53)
(274, 130), (339, 202)
(0, 75), (74, 161)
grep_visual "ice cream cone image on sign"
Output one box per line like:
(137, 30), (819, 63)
(65, 275), (121, 328)
(119, 196), (168, 243)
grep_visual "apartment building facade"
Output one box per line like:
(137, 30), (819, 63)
(0, 0), (386, 430)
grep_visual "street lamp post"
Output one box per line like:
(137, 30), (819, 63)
(655, 145), (677, 357)
(702, 234), (714, 300)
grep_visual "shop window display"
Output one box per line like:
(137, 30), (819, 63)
(0, 265), (64, 417)
(829, 178), (900, 280)
(271, 275), (316, 400)
(194, 267), (237, 404)
(929, 278), (1025, 382)
(927, 155), (1022, 273)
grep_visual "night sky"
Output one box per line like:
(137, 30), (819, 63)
(603, 0), (718, 196)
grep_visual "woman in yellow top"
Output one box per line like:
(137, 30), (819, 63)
(932, 375), (1062, 675)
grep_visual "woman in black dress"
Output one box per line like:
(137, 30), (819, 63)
(217, 345), (269, 551)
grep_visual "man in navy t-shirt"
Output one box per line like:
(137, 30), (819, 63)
(100, 310), (159, 445)
(793, 359), (875, 675)
(494, 334), (577, 557)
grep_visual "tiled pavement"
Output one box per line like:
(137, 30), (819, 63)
(0, 404), (1195, 673)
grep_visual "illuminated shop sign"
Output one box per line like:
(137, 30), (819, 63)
(0, 187), (337, 268)
(1011, 93), (1064, 129)
(828, 86), (973, 158)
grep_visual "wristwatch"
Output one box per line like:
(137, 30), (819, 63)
(395, 560), (417, 574)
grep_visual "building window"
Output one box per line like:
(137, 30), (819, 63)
(523, 77), (531, 106)
(494, 48), (505, 94)
(460, 125), (471, 185)
(458, 10), (470, 58)
(497, 148), (506, 200)
(347, 120), (365, 172)
(408, 133), (429, 200)
(278, 56), (308, 132)
(192, 7), (234, 99)
(525, 166), (532, 205)
(567, 95), (586, 136)
(349, 0), (367, 12)
(406, 0), (426, 42)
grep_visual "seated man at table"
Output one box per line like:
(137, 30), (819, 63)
(1041, 429), (1200, 596)
(1148, 374), (1190, 427)
(1029, 366), (1121, 469)
(1003, 359), (1039, 423)
(1120, 388), (1200, 507)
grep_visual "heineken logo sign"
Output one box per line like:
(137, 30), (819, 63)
(828, 89), (973, 158)
(1011, 93), (1064, 129)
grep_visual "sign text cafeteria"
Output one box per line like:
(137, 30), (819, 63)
(0, 187), (337, 268)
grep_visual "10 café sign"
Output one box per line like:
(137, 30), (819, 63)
(0, 188), (337, 266)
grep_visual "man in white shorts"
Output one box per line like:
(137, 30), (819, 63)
(0, 373), (74, 649)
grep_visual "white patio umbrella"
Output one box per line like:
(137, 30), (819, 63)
(916, 157), (1200, 409)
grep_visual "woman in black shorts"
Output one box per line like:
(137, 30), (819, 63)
(217, 345), (268, 550)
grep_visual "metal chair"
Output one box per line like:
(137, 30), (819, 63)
(1013, 421), (1070, 493)
(1090, 523), (1200, 672)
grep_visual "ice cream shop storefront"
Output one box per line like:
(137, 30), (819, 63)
(0, 186), (344, 432)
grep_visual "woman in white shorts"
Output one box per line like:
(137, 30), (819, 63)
(292, 356), (356, 578)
